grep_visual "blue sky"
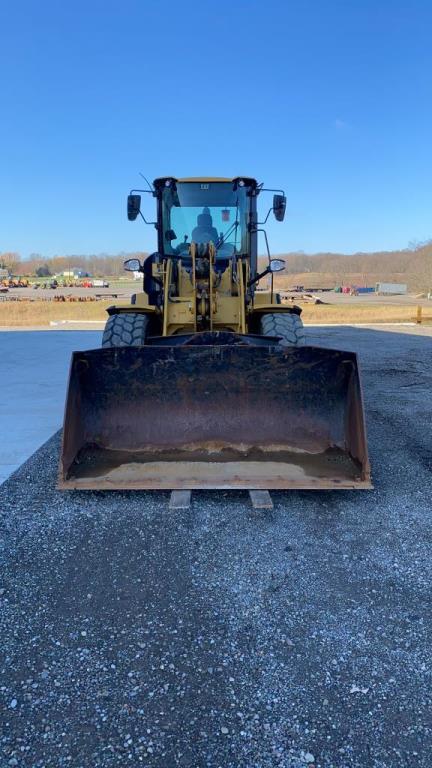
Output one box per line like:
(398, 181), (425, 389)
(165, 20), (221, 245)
(1, 0), (431, 258)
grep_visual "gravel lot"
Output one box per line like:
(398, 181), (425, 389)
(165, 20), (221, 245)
(1, 326), (431, 767)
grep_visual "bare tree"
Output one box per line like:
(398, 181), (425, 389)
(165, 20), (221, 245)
(0, 252), (21, 274)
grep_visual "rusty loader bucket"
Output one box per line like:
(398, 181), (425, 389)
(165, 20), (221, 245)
(59, 343), (372, 490)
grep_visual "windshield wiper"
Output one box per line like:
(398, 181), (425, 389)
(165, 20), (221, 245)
(216, 199), (240, 250)
(216, 220), (239, 249)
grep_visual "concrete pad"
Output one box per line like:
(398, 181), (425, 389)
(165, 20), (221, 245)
(0, 330), (101, 484)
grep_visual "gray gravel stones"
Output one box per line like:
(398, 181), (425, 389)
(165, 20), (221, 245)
(0, 326), (431, 766)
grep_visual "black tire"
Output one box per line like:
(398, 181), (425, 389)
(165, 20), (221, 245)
(102, 313), (149, 348)
(260, 312), (305, 347)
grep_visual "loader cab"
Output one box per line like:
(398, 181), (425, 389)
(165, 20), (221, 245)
(153, 177), (259, 274)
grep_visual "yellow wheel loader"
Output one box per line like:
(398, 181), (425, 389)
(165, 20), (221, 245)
(59, 176), (371, 490)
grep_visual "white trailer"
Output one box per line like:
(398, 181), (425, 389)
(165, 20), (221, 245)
(375, 282), (407, 295)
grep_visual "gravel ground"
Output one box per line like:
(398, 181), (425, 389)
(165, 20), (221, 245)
(0, 326), (431, 768)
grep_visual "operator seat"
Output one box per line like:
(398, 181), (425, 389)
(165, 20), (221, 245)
(191, 207), (219, 245)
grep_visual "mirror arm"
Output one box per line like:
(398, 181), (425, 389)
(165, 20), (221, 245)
(255, 227), (275, 300)
(130, 188), (154, 195)
(260, 187), (285, 196)
(247, 266), (271, 288)
(129, 188), (158, 225)
(138, 210), (158, 226)
(256, 207), (273, 225)
(254, 228), (272, 266)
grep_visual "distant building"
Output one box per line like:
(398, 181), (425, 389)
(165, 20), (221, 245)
(0, 268), (9, 278)
(62, 269), (90, 278)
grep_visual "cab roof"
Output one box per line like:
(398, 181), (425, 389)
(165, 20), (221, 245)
(153, 176), (258, 186)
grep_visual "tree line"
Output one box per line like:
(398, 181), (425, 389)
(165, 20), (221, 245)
(275, 240), (432, 277)
(1, 240), (431, 289)
(0, 252), (148, 277)
(268, 240), (432, 290)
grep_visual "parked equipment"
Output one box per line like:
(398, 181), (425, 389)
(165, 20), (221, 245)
(1, 278), (29, 288)
(375, 282), (407, 295)
(60, 176), (371, 491)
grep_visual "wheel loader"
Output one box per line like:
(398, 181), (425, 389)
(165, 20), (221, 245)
(59, 176), (371, 490)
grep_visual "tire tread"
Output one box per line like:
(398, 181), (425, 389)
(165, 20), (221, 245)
(260, 312), (305, 347)
(102, 314), (149, 348)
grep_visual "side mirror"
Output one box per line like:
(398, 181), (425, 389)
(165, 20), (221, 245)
(273, 194), (286, 222)
(247, 258), (286, 288)
(269, 259), (286, 272)
(124, 258), (143, 272)
(127, 194), (141, 221)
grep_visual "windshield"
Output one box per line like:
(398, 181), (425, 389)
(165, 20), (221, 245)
(160, 181), (250, 257)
